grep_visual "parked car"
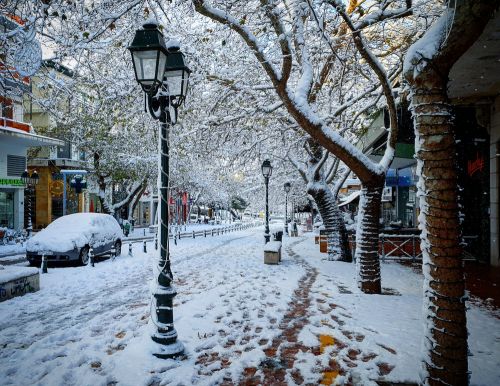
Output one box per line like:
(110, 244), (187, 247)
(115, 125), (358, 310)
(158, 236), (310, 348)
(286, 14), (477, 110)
(26, 213), (122, 266)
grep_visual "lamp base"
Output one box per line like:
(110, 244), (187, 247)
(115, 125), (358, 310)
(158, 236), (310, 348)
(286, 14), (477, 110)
(152, 340), (184, 359)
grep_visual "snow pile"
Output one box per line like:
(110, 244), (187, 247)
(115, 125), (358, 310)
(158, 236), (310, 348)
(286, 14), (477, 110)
(0, 266), (38, 283)
(263, 241), (281, 252)
(26, 213), (122, 253)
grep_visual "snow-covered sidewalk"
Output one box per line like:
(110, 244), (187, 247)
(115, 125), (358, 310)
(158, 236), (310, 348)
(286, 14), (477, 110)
(0, 229), (498, 385)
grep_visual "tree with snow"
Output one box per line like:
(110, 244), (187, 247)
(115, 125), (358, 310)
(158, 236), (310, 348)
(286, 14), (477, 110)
(192, 0), (424, 293)
(403, 1), (499, 384)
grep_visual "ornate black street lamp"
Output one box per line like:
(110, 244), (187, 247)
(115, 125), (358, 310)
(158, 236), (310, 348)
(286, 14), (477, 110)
(128, 20), (190, 359)
(284, 182), (291, 235)
(261, 159), (272, 243)
(70, 174), (87, 194)
(21, 169), (39, 237)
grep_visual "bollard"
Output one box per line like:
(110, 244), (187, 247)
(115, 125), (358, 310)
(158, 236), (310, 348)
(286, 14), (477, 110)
(204, 230), (207, 237)
(212, 229), (214, 236)
(143, 229), (146, 236)
(143, 240), (147, 253)
(155, 237), (158, 250)
(128, 243), (133, 256)
(174, 235), (177, 245)
(178, 231), (181, 240)
(111, 245), (116, 261)
(89, 247), (95, 267)
(41, 255), (47, 274)
(193, 231), (195, 239)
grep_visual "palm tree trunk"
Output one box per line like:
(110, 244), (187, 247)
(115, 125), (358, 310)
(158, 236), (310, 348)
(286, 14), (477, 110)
(411, 76), (467, 386)
(355, 181), (383, 294)
(308, 182), (351, 261)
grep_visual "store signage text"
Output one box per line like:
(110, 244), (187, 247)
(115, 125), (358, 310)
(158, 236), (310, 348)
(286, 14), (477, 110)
(467, 153), (484, 177)
(0, 178), (24, 187)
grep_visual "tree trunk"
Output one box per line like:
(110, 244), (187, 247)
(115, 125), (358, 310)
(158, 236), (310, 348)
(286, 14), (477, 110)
(112, 181), (146, 215)
(336, 204), (352, 263)
(403, 2), (499, 383)
(306, 139), (352, 261)
(308, 182), (351, 261)
(97, 175), (113, 215)
(128, 182), (147, 220)
(411, 75), (467, 386)
(355, 181), (383, 294)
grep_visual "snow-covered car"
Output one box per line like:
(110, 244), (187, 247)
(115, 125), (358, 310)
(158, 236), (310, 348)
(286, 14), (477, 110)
(26, 213), (122, 266)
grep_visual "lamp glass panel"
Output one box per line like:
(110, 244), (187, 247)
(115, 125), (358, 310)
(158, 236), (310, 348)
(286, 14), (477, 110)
(134, 50), (159, 84)
(262, 166), (271, 177)
(165, 69), (183, 97)
(181, 72), (190, 97)
(156, 52), (167, 84)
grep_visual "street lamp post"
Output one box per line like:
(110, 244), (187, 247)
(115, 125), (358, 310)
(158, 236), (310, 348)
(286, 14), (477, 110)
(261, 159), (272, 243)
(284, 182), (291, 235)
(128, 20), (191, 359)
(21, 169), (39, 237)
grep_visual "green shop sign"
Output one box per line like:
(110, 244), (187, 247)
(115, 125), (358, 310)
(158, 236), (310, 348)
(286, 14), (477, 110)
(0, 178), (24, 187)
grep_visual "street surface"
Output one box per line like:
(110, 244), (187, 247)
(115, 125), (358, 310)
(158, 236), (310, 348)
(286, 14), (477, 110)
(0, 226), (498, 386)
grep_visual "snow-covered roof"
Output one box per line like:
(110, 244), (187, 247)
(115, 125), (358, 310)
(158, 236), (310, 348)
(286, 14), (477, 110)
(342, 178), (361, 188)
(0, 126), (64, 147)
(339, 190), (361, 207)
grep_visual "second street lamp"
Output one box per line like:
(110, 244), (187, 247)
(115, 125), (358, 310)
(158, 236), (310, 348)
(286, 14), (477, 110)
(261, 159), (272, 243)
(284, 182), (291, 235)
(21, 169), (39, 237)
(129, 20), (191, 359)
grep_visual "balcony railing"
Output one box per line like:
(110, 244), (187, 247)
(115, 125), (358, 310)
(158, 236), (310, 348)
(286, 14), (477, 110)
(0, 117), (32, 133)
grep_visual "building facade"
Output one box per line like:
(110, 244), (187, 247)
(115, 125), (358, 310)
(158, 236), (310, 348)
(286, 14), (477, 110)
(1, 14), (63, 231)
(23, 60), (87, 229)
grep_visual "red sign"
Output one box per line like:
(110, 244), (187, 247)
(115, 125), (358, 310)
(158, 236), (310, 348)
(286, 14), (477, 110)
(169, 196), (174, 205)
(467, 153), (484, 177)
(182, 192), (188, 205)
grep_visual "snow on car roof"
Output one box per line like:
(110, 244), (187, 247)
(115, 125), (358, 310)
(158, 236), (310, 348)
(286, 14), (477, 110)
(26, 213), (122, 253)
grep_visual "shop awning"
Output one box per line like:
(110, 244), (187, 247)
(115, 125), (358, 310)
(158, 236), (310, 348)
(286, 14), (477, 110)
(0, 126), (64, 147)
(339, 190), (361, 207)
(386, 167), (416, 187)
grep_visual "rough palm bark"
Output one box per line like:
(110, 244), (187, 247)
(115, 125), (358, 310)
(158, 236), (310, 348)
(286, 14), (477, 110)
(290, 139), (352, 261)
(308, 182), (349, 261)
(354, 181), (383, 294)
(306, 140), (352, 261)
(331, 169), (353, 263)
(404, 1), (499, 384)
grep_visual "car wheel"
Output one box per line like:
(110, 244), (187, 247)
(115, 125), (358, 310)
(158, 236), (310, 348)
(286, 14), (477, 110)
(79, 246), (90, 265)
(114, 240), (122, 257)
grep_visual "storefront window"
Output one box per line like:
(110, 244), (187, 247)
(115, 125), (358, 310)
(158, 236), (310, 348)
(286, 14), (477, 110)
(0, 191), (15, 228)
